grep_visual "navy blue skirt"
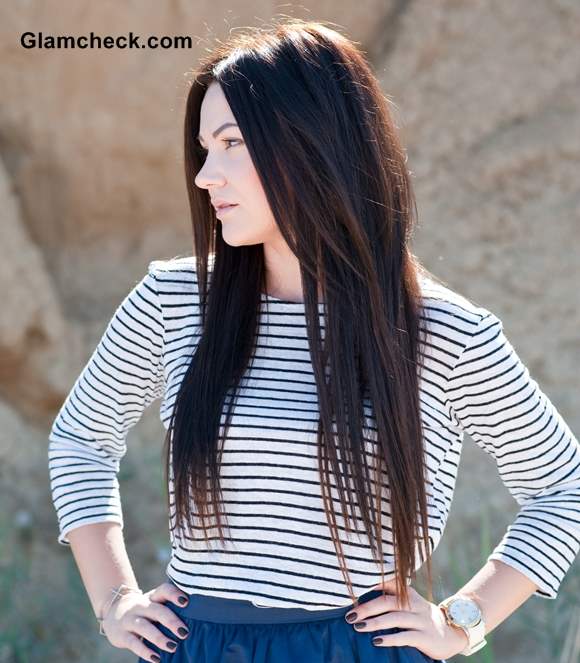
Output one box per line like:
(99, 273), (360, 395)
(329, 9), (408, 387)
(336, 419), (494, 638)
(137, 578), (445, 663)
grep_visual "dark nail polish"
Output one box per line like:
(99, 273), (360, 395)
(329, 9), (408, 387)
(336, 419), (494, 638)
(354, 621), (366, 629)
(345, 611), (358, 623)
(151, 655), (161, 662)
(178, 626), (189, 637)
(167, 640), (178, 650)
(372, 637), (383, 646)
(177, 595), (188, 605)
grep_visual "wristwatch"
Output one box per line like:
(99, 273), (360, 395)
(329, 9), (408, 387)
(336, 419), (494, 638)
(438, 595), (487, 656)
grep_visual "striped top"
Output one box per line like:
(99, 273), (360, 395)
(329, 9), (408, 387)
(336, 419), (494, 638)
(47, 256), (580, 609)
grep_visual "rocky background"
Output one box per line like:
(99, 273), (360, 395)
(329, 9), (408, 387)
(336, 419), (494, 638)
(0, 1), (578, 661)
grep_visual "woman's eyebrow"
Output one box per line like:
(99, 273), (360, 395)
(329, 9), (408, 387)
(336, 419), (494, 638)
(196, 121), (239, 145)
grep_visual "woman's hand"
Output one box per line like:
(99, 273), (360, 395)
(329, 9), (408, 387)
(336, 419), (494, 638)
(100, 581), (192, 662)
(345, 581), (470, 661)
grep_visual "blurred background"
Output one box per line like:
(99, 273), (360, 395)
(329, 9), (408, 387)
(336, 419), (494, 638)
(1, 1), (579, 661)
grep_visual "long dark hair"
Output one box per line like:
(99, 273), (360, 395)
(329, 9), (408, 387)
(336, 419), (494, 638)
(164, 18), (436, 610)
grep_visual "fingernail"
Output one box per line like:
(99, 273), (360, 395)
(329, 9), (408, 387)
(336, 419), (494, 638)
(177, 595), (188, 605)
(178, 626), (189, 637)
(345, 611), (358, 623)
(151, 655), (161, 662)
(353, 621), (366, 629)
(167, 641), (177, 650)
(372, 637), (383, 646)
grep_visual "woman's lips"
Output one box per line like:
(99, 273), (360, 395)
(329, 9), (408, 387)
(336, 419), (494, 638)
(216, 204), (238, 216)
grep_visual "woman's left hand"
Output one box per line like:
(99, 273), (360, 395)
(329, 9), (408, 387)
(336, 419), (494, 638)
(344, 582), (470, 660)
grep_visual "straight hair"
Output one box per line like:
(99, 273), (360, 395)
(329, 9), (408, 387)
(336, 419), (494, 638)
(164, 18), (437, 611)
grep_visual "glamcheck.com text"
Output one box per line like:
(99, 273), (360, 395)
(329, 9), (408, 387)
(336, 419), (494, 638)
(20, 31), (193, 50)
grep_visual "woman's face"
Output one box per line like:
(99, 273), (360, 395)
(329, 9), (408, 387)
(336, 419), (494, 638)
(194, 81), (279, 247)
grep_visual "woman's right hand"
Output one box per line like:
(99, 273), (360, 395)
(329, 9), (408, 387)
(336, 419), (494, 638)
(100, 581), (191, 662)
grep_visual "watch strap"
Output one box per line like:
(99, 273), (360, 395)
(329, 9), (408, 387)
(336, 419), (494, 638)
(459, 620), (487, 655)
(438, 596), (487, 656)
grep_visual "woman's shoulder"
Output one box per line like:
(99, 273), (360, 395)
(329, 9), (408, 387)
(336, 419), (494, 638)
(146, 253), (215, 291)
(148, 254), (198, 276)
(417, 271), (501, 343)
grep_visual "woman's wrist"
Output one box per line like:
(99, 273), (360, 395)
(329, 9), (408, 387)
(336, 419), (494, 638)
(96, 583), (143, 634)
(443, 619), (470, 656)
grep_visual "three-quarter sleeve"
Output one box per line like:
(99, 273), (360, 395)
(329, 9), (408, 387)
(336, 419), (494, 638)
(444, 310), (580, 599)
(47, 262), (165, 546)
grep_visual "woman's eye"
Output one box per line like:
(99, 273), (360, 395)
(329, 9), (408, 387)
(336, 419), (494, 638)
(196, 138), (242, 159)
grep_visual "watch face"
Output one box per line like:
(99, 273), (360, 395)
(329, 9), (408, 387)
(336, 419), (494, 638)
(448, 598), (481, 627)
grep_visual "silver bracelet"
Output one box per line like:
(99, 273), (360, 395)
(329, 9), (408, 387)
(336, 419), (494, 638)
(97, 583), (143, 636)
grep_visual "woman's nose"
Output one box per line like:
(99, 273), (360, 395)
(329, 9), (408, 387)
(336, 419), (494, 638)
(195, 161), (225, 189)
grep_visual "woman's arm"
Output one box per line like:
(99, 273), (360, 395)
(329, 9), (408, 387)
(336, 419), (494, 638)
(349, 559), (540, 659)
(48, 262), (166, 547)
(67, 522), (140, 619)
(449, 558), (539, 636)
(445, 310), (580, 600)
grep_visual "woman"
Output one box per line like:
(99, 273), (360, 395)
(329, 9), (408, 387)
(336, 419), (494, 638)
(48, 19), (580, 663)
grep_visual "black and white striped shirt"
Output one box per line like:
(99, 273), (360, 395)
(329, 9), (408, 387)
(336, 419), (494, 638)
(48, 256), (580, 609)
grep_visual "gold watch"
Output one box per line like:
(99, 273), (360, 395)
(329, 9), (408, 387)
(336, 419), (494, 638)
(438, 595), (487, 656)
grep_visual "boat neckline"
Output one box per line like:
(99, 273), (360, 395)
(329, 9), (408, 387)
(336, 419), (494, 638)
(261, 293), (326, 305)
